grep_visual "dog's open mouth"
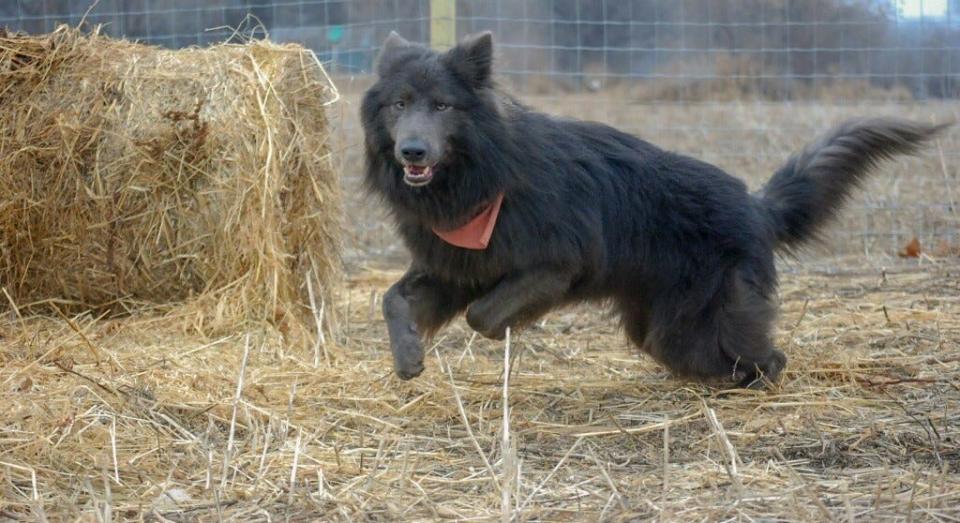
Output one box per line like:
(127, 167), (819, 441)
(403, 164), (434, 187)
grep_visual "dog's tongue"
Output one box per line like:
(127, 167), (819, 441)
(407, 165), (427, 175)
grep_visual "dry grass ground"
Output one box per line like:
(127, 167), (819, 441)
(2, 263), (959, 521)
(2, 90), (960, 521)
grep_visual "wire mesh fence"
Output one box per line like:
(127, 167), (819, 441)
(2, 0), (958, 264)
(4, 1), (958, 93)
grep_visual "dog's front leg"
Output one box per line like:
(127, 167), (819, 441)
(383, 278), (424, 380)
(383, 270), (476, 379)
(466, 268), (575, 340)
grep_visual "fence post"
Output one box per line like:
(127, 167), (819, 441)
(430, 0), (456, 50)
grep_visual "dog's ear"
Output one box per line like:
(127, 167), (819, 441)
(375, 31), (413, 76)
(446, 31), (493, 87)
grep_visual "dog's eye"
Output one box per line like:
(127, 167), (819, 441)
(435, 102), (450, 111)
(393, 100), (406, 110)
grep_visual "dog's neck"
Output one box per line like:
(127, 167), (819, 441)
(431, 192), (504, 250)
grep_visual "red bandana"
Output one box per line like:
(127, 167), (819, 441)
(432, 193), (505, 250)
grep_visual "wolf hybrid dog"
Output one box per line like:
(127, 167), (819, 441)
(361, 31), (946, 387)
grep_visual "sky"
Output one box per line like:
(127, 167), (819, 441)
(898, 0), (949, 18)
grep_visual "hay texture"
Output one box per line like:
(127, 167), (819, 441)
(0, 264), (957, 520)
(0, 26), (342, 332)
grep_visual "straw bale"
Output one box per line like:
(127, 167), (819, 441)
(0, 26), (342, 332)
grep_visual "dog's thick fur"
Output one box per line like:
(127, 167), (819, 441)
(361, 32), (947, 386)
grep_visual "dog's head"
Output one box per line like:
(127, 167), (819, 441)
(360, 31), (496, 189)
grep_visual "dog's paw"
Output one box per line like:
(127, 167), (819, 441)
(391, 334), (425, 380)
(734, 350), (787, 390)
(395, 361), (425, 380)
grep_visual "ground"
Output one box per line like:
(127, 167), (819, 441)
(1, 94), (959, 521)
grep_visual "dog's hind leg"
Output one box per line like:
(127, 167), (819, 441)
(618, 296), (652, 350)
(384, 269), (478, 379)
(716, 273), (787, 388)
(636, 270), (786, 388)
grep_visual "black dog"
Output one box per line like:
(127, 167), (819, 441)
(361, 31), (946, 387)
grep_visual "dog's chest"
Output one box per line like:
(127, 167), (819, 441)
(402, 225), (512, 286)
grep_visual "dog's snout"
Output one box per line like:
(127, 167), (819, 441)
(399, 140), (428, 164)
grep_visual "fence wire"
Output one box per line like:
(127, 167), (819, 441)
(2, 0), (958, 262)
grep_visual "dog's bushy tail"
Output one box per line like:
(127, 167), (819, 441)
(759, 118), (949, 251)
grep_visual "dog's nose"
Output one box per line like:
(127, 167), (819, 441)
(399, 141), (427, 163)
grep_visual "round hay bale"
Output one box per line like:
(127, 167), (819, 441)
(0, 26), (343, 333)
